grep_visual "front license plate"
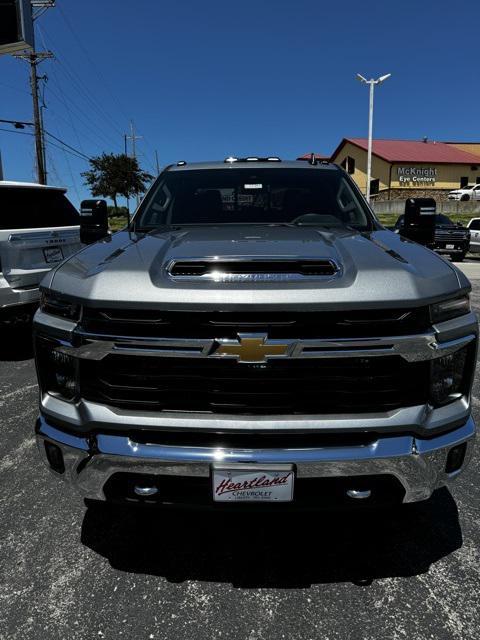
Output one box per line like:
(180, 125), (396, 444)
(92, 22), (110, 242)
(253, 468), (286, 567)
(43, 247), (64, 263)
(212, 465), (294, 502)
(446, 244), (455, 249)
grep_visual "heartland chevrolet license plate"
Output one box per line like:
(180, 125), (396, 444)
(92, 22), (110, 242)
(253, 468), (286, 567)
(446, 244), (455, 249)
(43, 247), (64, 263)
(212, 465), (294, 502)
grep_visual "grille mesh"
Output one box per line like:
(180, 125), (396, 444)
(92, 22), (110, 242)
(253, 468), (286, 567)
(81, 354), (429, 415)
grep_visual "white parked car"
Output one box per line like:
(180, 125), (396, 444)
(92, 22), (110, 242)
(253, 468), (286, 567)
(0, 181), (82, 321)
(448, 184), (480, 201)
(467, 217), (480, 253)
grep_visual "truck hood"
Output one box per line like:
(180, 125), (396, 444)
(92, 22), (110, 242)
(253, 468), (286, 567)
(48, 225), (466, 310)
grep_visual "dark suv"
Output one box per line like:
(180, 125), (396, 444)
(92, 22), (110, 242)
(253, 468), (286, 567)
(395, 213), (470, 261)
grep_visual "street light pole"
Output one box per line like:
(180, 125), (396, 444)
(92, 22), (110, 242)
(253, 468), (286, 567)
(356, 73), (391, 203)
(366, 80), (374, 203)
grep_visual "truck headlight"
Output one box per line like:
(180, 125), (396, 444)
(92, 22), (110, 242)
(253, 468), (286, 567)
(36, 339), (78, 402)
(40, 290), (81, 322)
(430, 347), (468, 406)
(430, 295), (470, 324)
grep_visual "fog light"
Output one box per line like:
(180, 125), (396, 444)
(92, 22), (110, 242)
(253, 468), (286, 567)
(430, 347), (467, 406)
(445, 443), (467, 474)
(44, 442), (65, 474)
(36, 339), (79, 402)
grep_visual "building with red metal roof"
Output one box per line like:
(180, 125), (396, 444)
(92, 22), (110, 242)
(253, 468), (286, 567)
(296, 152), (329, 162)
(324, 138), (480, 200)
(332, 138), (480, 165)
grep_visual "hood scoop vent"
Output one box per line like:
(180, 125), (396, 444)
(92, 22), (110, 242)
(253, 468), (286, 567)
(168, 258), (340, 282)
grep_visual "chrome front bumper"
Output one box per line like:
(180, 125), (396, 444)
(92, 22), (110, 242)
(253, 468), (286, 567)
(36, 415), (476, 505)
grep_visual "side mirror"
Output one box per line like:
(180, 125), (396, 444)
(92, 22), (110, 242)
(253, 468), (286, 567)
(401, 198), (436, 246)
(80, 199), (109, 245)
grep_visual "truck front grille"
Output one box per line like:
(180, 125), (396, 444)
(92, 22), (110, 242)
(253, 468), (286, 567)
(80, 308), (430, 339)
(80, 354), (429, 415)
(435, 231), (467, 241)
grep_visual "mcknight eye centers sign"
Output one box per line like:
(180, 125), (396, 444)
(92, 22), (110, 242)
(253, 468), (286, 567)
(397, 166), (437, 184)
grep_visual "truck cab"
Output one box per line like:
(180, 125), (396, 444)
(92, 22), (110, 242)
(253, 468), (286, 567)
(0, 181), (82, 320)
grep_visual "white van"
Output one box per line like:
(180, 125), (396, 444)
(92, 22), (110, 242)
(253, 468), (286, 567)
(0, 181), (82, 320)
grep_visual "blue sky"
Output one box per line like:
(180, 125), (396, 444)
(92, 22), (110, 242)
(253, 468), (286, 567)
(0, 0), (478, 207)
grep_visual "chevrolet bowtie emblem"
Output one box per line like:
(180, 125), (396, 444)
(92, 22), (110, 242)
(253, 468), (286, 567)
(214, 334), (290, 363)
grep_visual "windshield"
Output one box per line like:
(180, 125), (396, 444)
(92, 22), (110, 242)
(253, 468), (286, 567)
(135, 168), (374, 231)
(436, 214), (453, 225)
(0, 187), (79, 230)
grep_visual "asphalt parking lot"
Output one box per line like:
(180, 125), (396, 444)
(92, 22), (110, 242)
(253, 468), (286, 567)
(1, 266), (480, 640)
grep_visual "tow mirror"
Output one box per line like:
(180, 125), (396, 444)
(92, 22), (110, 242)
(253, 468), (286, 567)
(401, 198), (436, 246)
(80, 199), (109, 245)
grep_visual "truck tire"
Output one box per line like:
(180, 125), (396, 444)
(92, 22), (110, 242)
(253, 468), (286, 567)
(452, 253), (466, 262)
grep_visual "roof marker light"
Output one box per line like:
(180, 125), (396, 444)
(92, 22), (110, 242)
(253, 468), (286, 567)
(224, 156), (238, 163)
(176, 160), (187, 166)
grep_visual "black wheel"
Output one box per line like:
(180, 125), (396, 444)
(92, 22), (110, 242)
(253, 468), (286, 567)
(452, 253), (466, 262)
(461, 194), (470, 201)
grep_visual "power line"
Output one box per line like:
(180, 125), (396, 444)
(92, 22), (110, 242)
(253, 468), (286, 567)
(54, 56), (124, 138)
(44, 131), (91, 160)
(0, 81), (31, 96)
(36, 24), (86, 156)
(0, 125), (91, 162)
(37, 25), (126, 143)
(48, 119), (81, 200)
(44, 82), (120, 151)
(56, 3), (132, 126)
(43, 138), (90, 162)
(0, 127), (34, 137)
(39, 101), (107, 153)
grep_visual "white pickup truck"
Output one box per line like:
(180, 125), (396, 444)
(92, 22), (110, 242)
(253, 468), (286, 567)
(0, 181), (82, 321)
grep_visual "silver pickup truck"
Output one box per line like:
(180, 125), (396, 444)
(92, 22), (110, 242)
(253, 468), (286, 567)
(0, 181), (82, 320)
(34, 158), (477, 510)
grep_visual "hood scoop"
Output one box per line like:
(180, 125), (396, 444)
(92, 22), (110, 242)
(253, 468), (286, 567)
(168, 258), (340, 282)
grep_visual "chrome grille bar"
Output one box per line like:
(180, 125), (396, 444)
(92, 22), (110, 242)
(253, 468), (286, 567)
(55, 328), (476, 363)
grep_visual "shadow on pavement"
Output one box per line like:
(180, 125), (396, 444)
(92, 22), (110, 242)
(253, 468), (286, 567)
(81, 487), (462, 587)
(0, 321), (35, 361)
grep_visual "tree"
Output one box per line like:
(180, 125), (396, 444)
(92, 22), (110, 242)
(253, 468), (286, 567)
(81, 153), (153, 216)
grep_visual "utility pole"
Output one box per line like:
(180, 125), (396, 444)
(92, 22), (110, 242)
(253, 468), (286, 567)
(155, 150), (160, 175)
(126, 120), (142, 207)
(15, 50), (53, 184)
(14, 2), (55, 184)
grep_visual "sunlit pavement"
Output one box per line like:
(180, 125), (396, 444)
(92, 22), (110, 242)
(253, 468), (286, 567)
(456, 256), (480, 280)
(0, 285), (479, 640)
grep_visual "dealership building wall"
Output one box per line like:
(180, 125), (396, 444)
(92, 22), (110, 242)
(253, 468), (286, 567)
(326, 139), (480, 201)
